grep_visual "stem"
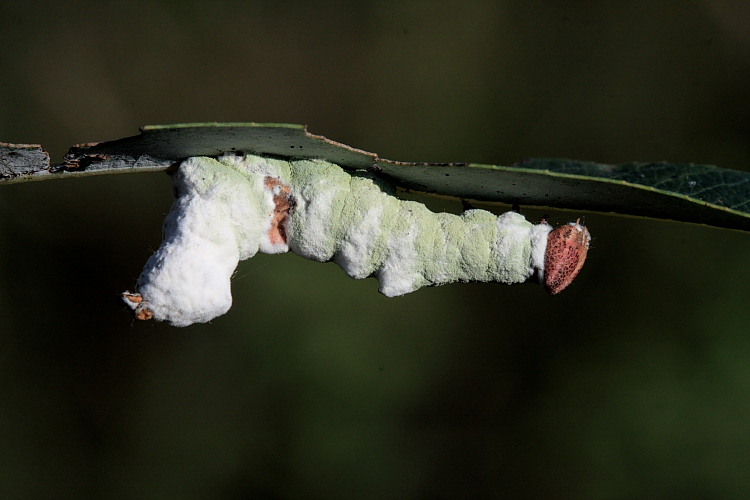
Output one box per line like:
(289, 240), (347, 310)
(0, 143), (172, 185)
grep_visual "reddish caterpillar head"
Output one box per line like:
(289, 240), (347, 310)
(543, 219), (591, 295)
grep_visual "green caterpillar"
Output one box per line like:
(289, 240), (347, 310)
(123, 153), (590, 327)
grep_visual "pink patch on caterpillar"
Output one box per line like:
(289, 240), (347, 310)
(264, 176), (294, 245)
(543, 219), (590, 295)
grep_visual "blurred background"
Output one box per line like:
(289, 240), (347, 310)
(1, 1), (749, 498)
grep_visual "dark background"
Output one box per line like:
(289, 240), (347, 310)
(1, 1), (749, 498)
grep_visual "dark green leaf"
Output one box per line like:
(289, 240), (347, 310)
(378, 158), (750, 231)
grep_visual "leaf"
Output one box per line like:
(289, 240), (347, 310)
(378, 158), (750, 232)
(66, 122), (376, 169)
(3, 122), (750, 231)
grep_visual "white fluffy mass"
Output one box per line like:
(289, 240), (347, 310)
(123, 156), (276, 326)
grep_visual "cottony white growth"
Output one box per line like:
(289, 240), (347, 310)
(123, 153), (589, 326)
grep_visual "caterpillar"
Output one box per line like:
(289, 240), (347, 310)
(123, 153), (591, 327)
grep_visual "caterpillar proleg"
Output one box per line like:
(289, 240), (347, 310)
(123, 154), (591, 326)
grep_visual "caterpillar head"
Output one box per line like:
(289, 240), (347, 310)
(543, 219), (591, 295)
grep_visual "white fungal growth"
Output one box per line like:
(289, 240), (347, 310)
(123, 154), (584, 327)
